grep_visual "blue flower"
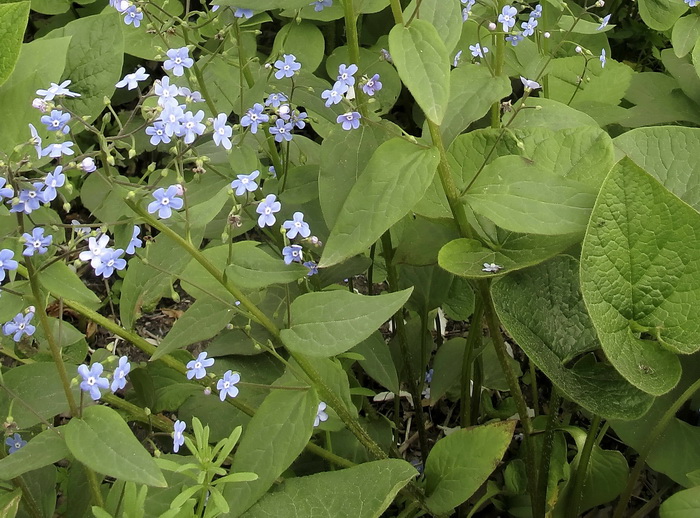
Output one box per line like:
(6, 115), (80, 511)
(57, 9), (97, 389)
(148, 185), (184, 219)
(498, 5), (518, 32)
(292, 111), (308, 130)
(116, 67), (149, 90)
(5, 433), (26, 454)
(362, 74), (382, 95)
(597, 14), (611, 30)
(311, 0), (332, 11)
(336, 63), (358, 88)
(179, 110), (206, 144)
(282, 212), (311, 239)
(146, 121), (171, 145)
(164, 47), (194, 77)
(264, 92), (288, 108)
(3, 312), (35, 342)
(274, 54), (301, 80)
(282, 245), (303, 265)
(155, 76), (179, 108)
(425, 368), (434, 383)
(686, 0), (699, 6)
(321, 81), (347, 107)
(43, 166), (65, 202)
(240, 103), (269, 134)
(42, 141), (74, 158)
(303, 261), (318, 276)
(94, 248), (126, 278)
(79, 234), (110, 267)
(216, 370), (240, 401)
(22, 228), (52, 256)
(178, 87), (205, 103)
(186, 351), (215, 380)
(0, 249), (18, 282)
(78, 363), (109, 401)
(234, 8), (254, 18)
(123, 5), (143, 27)
(212, 113), (233, 149)
(269, 119), (294, 142)
(11, 183), (45, 214)
(453, 50), (463, 68)
(160, 105), (185, 137)
(268, 165), (277, 178)
(506, 33), (525, 46)
(0, 178), (13, 200)
(79, 157), (97, 173)
(231, 169), (260, 196)
(126, 225), (143, 255)
(531, 4), (542, 19)
(336, 111), (361, 131)
(314, 402), (328, 427)
(111, 356), (131, 392)
(41, 110), (71, 134)
(482, 262), (503, 273)
(521, 17), (538, 37)
(173, 420), (186, 453)
(462, 5), (473, 22)
(256, 194), (281, 227)
(28, 124), (42, 159)
(36, 80), (80, 101)
(520, 76), (541, 91)
(469, 43), (488, 58)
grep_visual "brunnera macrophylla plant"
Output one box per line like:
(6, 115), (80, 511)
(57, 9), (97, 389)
(2, 0), (700, 516)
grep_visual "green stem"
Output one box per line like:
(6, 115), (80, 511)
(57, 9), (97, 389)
(567, 414), (601, 518)
(535, 389), (562, 518)
(389, 0), (404, 25)
(0, 446), (43, 518)
(343, 0), (368, 118)
(490, 0), (506, 128)
(613, 376), (700, 518)
(460, 299), (484, 428)
(85, 468), (105, 507)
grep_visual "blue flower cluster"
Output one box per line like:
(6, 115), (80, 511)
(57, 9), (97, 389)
(78, 227), (140, 278)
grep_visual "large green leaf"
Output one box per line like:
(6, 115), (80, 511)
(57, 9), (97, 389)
(672, 14), (700, 57)
(661, 487), (700, 517)
(424, 421), (515, 515)
(353, 332), (400, 394)
(241, 459), (416, 518)
(319, 138), (439, 267)
(404, 0), (462, 53)
(0, 1), (30, 87)
(614, 126), (700, 212)
(493, 256), (653, 419)
(388, 19), (449, 124)
(225, 243), (309, 289)
(465, 155), (597, 235)
(0, 429), (68, 480)
(270, 21), (324, 73)
(222, 387), (318, 517)
(39, 261), (101, 308)
(581, 158), (700, 395)
(638, 0), (687, 31)
(280, 289), (412, 357)
(64, 405), (166, 487)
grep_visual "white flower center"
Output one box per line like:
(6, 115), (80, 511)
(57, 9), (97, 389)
(161, 198), (170, 205)
(52, 120), (59, 127)
(218, 128), (225, 135)
(174, 57), (182, 64)
(241, 178), (249, 185)
(33, 240), (41, 248)
(18, 323), (25, 330)
(223, 381), (230, 389)
(264, 207), (271, 214)
(107, 259), (114, 267)
(14, 442), (21, 449)
(294, 222), (301, 228)
(87, 376), (96, 386)
(250, 113), (258, 121)
(194, 361), (202, 369)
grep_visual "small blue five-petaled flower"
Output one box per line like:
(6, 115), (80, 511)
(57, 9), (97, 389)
(22, 227), (52, 256)
(111, 356), (131, 392)
(311, 0), (332, 11)
(123, 5), (143, 27)
(256, 194), (281, 228)
(321, 81), (348, 107)
(274, 54), (301, 80)
(0, 249), (18, 282)
(498, 5), (518, 32)
(213, 113), (233, 150)
(41, 110), (71, 134)
(164, 47), (194, 77)
(116, 67), (149, 90)
(240, 103), (269, 134)
(597, 14), (611, 31)
(337, 111), (361, 131)
(482, 262), (503, 273)
(265, 92), (288, 108)
(186, 351), (215, 380)
(282, 245), (303, 265)
(42, 141), (74, 158)
(269, 119), (294, 142)
(94, 248), (127, 279)
(78, 362), (110, 401)
(36, 80), (80, 101)
(0, 178), (12, 200)
(3, 312), (36, 342)
(5, 433), (26, 454)
(314, 402), (329, 427)
(173, 420), (186, 453)
(520, 76), (541, 91)
(233, 8), (254, 18)
(304, 261), (319, 276)
(336, 63), (358, 88)
(282, 212), (311, 239)
(469, 43), (488, 58)
(126, 225), (143, 255)
(43, 166), (66, 202)
(231, 170), (260, 196)
(180, 110), (206, 144)
(148, 185), (184, 219)
(11, 183), (45, 214)
(217, 370), (241, 401)
(362, 74), (382, 96)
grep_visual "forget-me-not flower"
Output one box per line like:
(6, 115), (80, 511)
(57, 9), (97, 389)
(160, 105), (185, 137)
(179, 87), (205, 104)
(231, 170), (260, 196)
(282, 245), (303, 265)
(186, 352), (215, 380)
(3, 312), (35, 342)
(482, 262), (503, 273)
(269, 119), (294, 142)
(78, 363), (110, 401)
(22, 228), (52, 256)
(600, 48), (607, 68)
(94, 248), (126, 278)
(36, 80), (80, 101)
(212, 113), (233, 149)
(362, 73), (382, 95)
(123, 5), (143, 27)
(274, 54), (301, 79)
(311, 0), (332, 11)
(265, 92), (288, 108)
(282, 212), (311, 239)
(314, 402), (328, 427)
(217, 370), (240, 401)
(164, 47), (194, 77)
(28, 124), (42, 159)
(173, 420), (186, 453)
(43, 166), (65, 202)
(116, 67), (149, 90)
(146, 121), (171, 145)
(686, 0), (699, 6)
(148, 185), (184, 219)
(234, 8), (254, 18)
(0, 249), (18, 282)
(111, 356), (131, 392)
(0, 178), (12, 200)
(506, 33), (524, 46)
(337, 64), (358, 88)
(42, 141), (74, 158)
(155, 76), (179, 108)
(11, 183), (44, 214)
(126, 225), (143, 255)
(41, 110), (71, 134)
(79, 234), (110, 267)
(5, 433), (26, 454)
(521, 17), (538, 37)
(597, 14), (611, 30)
(256, 194), (281, 227)
(520, 76), (541, 91)
(498, 5), (518, 32)
(79, 157), (97, 173)
(304, 261), (318, 276)
(453, 50), (463, 68)
(469, 43), (488, 58)
(240, 103), (268, 133)
(292, 111), (308, 130)
(321, 81), (347, 107)
(337, 111), (361, 130)
(180, 110), (206, 144)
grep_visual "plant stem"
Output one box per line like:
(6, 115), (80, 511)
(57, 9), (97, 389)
(535, 389), (561, 517)
(0, 446), (43, 518)
(85, 467), (105, 507)
(490, 0), (506, 129)
(460, 299), (484, 428)
(389, 0), (404, 25)
(567, 413), (601, 517)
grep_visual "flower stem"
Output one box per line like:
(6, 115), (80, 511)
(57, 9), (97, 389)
(566, 413), (601, 517)
(388, 0), (404, 25)
(461, 299), (484, 428)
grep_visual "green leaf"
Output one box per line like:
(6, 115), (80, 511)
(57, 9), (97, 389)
(507, 97), (599, 131)
(39, 261), (101, 308)
(465, 156), (597, 235)
(64, 406), (166, 487)
(280, 289), (412, 357)
(0, 490), (21, 518)
(353, 332), (400, 394)
(672, 14), (700, 57)
(151, 297), (233, 360)
(0, 362), (81, 428)
(241, 459), (416, 518)
(614, 126), (700, 212)
(45, 11), (124, 124)
(661, 487), (700, 517)
(214, 0), (312, 8)
(271, 21), (324, 73)
(581, 158), (700, 395)
(222, 387), (318, 517)
(320, 138), (439, 267)
(493, 256), (654, 420)
(557, 15), (613, 34)
(424, 421), (515, 514)
(404, 0), (462, 53)
(547, 57), (633, 108)
(0, 1), (30, 87)
(225, 243), (309, 289)
(638, 0), (687, 31)
(388, 19), (449, 124)
(0, 429), (69, 480)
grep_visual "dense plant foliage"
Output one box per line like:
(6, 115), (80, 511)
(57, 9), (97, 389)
(2, 0), (700, 516)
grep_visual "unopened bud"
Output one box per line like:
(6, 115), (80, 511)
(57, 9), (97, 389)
(488, 22), (497, 31)
(26, 306), (36, 314)
(62, 202), (71, 212)
(575, 46), (582, 53)
(544, 32), (551, 38)
(174, 184), (184, 196)
(107, 155), (115, 166)
(128, 149), (137, 159)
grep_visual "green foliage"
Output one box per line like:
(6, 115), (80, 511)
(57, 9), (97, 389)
(0, 1), (30, 87)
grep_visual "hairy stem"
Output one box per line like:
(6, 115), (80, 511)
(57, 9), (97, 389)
(567, 413), (601, 517)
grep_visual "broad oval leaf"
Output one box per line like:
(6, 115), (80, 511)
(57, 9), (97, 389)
(241, 459), (417, 518)
(319, 138), (439, 267)
(226, 243), (309, 290)
(404, 0), (462, 54)
(638, 0), (687, 31)
(64, 405), (167, 487)
(672, 14), (700, 57)
(280, 289), (412, 357)
(39, 261), (101, 308)
(0, 1), (30, 87)
(424, 421), (515, 515)
(388, 19), (449, 124)
(581, 158), (700, 395)
(660, 487), (700, 518)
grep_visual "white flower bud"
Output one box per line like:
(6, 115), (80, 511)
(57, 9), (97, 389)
(488, 22), (497, 31)
(175, 184), (184, 196)
(31, 98), (49, 112)
(596, 0), (605, 7)
(575, 46), (583, 53)
(544, 32), (551, 38)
